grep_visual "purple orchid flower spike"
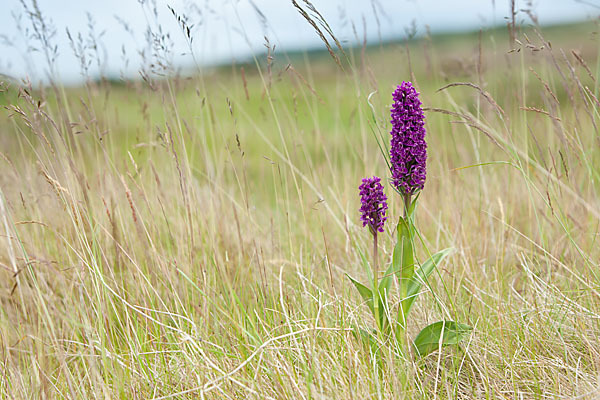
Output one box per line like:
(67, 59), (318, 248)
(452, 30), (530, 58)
(389, 81), (427, 197)
(359, 176), (388, 235)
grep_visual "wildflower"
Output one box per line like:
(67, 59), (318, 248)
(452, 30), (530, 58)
(359, 176), (388, 234)
(389, 81), (427, 195)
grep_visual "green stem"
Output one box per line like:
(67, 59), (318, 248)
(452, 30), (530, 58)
(404, 193), (411, 218)
(373, 231), (378, 277)
(372, 231), (382, 333)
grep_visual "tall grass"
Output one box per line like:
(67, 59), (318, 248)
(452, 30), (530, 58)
(1, 2), (599, 398)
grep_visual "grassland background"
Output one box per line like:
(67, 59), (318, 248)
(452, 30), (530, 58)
(1, 15), (600, 399)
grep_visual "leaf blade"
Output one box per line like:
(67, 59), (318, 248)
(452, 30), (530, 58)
(378, 262), (395, 297)
(403, 248), (453, 317)
(393, 216), (414, 328)
(346, 274), (374, 314)
(413, 320), (472, 357)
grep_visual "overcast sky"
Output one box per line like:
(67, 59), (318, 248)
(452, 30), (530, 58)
(0, 0), (598, 84)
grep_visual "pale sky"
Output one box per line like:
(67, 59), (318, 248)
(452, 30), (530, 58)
(0, 0), (598, 84)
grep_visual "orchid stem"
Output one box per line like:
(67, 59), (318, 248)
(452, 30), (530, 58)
(403, 194), (411, 218)
(373, 231), (378, 280)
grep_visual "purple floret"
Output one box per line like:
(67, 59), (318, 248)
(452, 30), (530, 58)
(389, 81), (427, 195)
(359, 176), (388, 234)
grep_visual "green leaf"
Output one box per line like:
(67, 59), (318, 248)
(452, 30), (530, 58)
(346, 274), (374, 314)
(378, 262), (395, 298)
(402, 248), (453, 318)
(393, 217), (414, 284)
(347, 274), (391, 334)
(393, 216), (414, 328)
(413, 320), (472, 357)
(407, 193), (420, 217)
(376, 268), (393, 334)
(353, 327), (377, 348)
(355, 244), (374, 285)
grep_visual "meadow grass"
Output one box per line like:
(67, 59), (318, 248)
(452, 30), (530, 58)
(1, 10), (600, 399)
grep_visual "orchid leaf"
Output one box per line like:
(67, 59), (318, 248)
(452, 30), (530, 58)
(393, 216), (414, 328)
(355, 244), (374, 286)
(346, 274), (374, 314)
(378, 262), (395, 298)
(347, 273), (391, 333)
(402, 247), (453, 319)
(407, 193), (419, 217)
(392, 217), (414, 284)
(413, 320), (472, 357)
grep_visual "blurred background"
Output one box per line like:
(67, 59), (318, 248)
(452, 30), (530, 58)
(1, 0), (598, 85)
